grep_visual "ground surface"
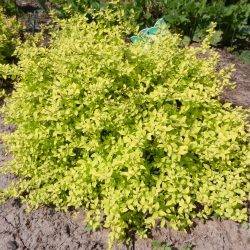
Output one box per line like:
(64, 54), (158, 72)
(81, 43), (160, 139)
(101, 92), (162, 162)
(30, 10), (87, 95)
(0, 50), (249, 250)
(219, 49), (250, 108)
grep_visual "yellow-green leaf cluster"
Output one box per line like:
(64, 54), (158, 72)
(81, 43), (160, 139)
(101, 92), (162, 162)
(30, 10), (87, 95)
(0, 9), (249, 247)
(0, 7), (20, 64)
(0, 6), (20, 93)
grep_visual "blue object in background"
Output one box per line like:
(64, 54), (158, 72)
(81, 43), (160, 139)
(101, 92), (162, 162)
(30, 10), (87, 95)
(130, 36), (141, 43)
(147, 27), (158, 36)
(139, 28), (149, 36)
(130, 18), (167, 43)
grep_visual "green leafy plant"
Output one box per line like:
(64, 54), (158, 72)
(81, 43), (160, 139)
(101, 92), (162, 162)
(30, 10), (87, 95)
(161, 0), (250, 49)
(152, 240), (172, 250)
(181, 243), (194, 250)
(0, 7), (249, 248)
(0, 0), (19, 16)
(235, 50), (250, 64)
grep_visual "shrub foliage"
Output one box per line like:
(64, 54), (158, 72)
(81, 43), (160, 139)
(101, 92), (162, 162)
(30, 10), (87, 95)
(0, 6), (20, 93)
(0, 6), (19, 64)
(0, 9), (249, 246)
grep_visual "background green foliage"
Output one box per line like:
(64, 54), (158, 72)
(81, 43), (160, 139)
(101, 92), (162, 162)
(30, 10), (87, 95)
(47, 0), (250, 49)
(235, 49), (250, 64)
(160, 0), (250, 49)
(0, 0), (18, 16)
(125, 0), (250, 49)
(1, 1), (249, 49)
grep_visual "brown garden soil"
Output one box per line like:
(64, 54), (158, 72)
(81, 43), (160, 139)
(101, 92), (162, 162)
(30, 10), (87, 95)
(219, 49), (250, 108)
(0, 49), (249, 250)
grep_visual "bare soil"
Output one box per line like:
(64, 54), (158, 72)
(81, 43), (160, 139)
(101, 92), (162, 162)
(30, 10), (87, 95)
(0, 50), (249, 250)
(219, 49), (250, 108)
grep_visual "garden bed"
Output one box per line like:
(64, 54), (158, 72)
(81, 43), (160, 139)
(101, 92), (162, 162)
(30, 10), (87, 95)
(0, 49), (249, 250)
